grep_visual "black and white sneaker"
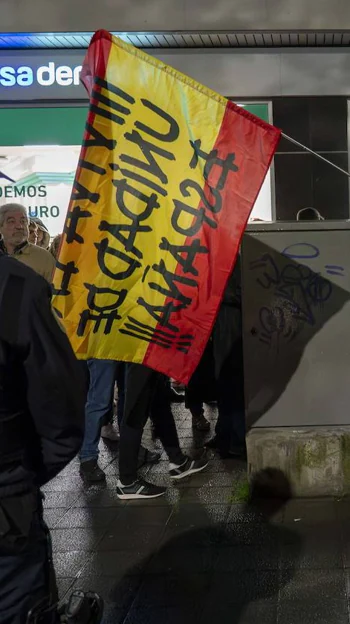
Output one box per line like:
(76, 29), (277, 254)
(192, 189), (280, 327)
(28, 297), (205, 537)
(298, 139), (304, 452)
(116, 478), (166, 500)
(169, 455), (209, 480)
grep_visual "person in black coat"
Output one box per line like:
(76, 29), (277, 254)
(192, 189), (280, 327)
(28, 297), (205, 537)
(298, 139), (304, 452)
(0, 239), (85, 623)
(208, 253), (246, 457)
(186, 254), (246, 456)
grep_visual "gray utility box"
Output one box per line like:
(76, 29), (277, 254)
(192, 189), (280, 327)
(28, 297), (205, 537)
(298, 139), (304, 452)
(241, 221), (350, 432)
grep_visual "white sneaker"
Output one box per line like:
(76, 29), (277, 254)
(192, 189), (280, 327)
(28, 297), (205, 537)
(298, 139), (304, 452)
(169, 455), (209, 480)
(101, 424), (120, 441)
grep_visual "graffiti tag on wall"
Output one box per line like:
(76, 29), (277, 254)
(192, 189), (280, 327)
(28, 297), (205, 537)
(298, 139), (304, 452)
(249, 243), (345, 348)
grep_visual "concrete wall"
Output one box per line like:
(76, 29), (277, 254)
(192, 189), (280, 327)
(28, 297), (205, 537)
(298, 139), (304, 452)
(1, 48), (350, 101)
(152, 49), (350, 97)
(2, 0), (350, 33)
(242, 222), (350, 430)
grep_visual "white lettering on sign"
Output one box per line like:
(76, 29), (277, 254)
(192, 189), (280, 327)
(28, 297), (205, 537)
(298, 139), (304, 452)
(0, 63), (82, 88)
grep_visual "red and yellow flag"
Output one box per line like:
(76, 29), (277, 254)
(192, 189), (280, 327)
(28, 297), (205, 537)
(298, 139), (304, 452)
(53, 29), (280, 383)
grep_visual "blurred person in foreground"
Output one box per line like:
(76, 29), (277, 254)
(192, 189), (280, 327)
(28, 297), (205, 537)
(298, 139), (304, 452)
(0, 245), (102, 622)
(0, 204), (55, 282)
(31, 216), (51, 249)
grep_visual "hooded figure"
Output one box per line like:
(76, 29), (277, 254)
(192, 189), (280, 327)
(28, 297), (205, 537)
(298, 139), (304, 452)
(30, 217), (50, 249)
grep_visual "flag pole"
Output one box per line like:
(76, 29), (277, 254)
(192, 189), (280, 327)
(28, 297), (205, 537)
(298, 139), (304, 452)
(281, 132), (350, 179)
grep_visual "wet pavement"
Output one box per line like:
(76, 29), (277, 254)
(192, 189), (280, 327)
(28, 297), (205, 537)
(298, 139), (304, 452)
(43, 403), (350, 623)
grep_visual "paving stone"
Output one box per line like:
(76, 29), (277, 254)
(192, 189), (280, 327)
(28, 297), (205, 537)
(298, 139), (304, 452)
(73, 488), (126, 508)
(168, 502), (228, 527)
(44, 406), (349, 624)
(278, 599), (349, 624)
(280, 526), (343, 569)
(215, 544), (280, 572)
(43, 491), (80, 508)
(280, 569), (347, 602)
(56, 507), (120, 529)
(125, 606), (200, 624)
(116, 504), (173, 527)
(57, 577), (75, 599)
(53, 551), (92, 577)
(200, 601), (278, 624)
(180, 485), (235, 505)
(284, 500), (338, 525)
(71, 574), (142, 611)
(97, 525), (163, 552)
(42, 476), (84, 493)
(147, 545), (217, 574)
(208, 571), (280, 604)
(82, 550), (147, 578)
(50, 528), (105, 552)
(43, 507), (68, 528)
(134, 573), (211, 607)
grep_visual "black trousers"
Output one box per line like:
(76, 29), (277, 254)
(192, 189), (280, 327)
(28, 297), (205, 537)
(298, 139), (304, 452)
(185, 340), (216, 417)
(0, 491), (58, 624)
(119, 364), (185, 484)
(215, 338), (245, 448)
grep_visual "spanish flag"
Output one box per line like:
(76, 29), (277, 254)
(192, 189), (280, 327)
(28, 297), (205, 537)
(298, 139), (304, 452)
(53, 30), (280, 384)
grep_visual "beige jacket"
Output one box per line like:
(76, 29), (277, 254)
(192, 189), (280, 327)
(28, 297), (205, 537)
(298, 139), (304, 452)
(14, 242), (56, 283)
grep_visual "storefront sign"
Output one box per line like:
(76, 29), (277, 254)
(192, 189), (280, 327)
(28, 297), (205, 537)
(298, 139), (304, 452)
(0, 182), (71, 236)
(0, 51), (86, 100)
(0, 63), (82, 87)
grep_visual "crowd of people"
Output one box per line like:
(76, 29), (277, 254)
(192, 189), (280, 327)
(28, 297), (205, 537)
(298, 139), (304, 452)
(0, 200), (246, 621)
(0, 202), (246, 501)
(0, 199), (324, 621)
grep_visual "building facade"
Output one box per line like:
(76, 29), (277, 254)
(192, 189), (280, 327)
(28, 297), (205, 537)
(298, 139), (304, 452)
(0, 1), (349, 231)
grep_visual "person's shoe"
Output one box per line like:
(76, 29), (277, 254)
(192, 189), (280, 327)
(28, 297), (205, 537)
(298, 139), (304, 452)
(101, 424), (120, 442)
(192, 413), (210, 431)
(116, 478), (166, 500)
(228, 444), (247, 460)
(169, 455), (209, 480)
(205, 436), (246, 459)
(205, 435), (221, 450)
(79, 459), (106, 483)
(137, 446), (162, 468)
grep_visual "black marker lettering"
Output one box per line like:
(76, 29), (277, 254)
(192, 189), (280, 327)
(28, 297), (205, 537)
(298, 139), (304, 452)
(83, 122), (116, 151)
(122, 130), (174, 184)
(159, 237), (208, 276)
(95, 238), (141, 280)
(71, 179), (100, 204)
(135, 99), (179, 143)
(64, 205), (92, 244)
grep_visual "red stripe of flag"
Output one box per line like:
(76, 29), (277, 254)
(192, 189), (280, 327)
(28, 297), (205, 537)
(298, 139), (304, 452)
(143, 101), (281, 383)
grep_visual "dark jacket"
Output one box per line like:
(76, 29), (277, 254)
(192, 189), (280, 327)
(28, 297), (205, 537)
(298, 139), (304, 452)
(0, 250), (85, 496)
(212, 255), (242, 378)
